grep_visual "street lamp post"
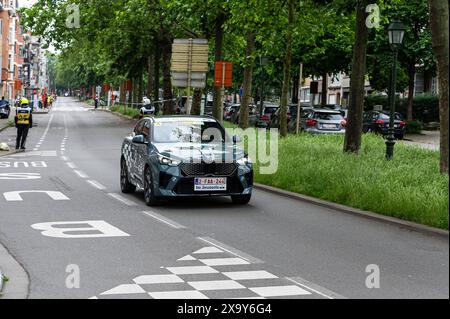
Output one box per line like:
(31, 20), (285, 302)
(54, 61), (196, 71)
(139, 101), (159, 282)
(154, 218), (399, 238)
(385, 20), (406, 160)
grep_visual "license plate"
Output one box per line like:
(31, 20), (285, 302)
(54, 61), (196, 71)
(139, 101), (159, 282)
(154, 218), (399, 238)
(322, 124), (337, 129)
(194, 177), (227, 191)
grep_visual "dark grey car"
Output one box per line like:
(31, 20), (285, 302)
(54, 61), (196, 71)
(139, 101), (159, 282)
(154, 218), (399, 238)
(120, 116), (253, 206)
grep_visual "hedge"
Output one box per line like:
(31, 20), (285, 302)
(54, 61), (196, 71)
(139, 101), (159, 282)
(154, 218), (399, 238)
(364, 94), (439, 123)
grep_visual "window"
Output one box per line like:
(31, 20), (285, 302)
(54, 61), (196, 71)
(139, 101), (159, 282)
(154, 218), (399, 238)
(133, 120), (144, 136)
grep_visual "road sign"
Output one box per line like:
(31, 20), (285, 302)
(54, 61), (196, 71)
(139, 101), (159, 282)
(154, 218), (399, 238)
(171, 39), (209, 114)
(172, 72), (206, 89)
(214, 61), (233, 87)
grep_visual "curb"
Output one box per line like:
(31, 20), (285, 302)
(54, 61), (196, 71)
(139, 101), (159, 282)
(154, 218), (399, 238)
(254, 183), (449, 239)
(96, 108), (137, 121)
(0, 242), (29, 299)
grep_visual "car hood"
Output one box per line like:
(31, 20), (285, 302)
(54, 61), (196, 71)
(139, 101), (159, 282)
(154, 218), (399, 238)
(154, 142), (246, 163)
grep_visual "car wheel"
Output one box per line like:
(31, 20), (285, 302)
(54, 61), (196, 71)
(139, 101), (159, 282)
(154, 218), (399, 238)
(120, 158), (136, 193)
(231, 194), (251, 205)
(144, 166), (159, 206)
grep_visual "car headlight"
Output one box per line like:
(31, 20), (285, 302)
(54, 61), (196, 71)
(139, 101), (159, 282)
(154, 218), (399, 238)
(237, 156), (251, 166)
(157, 154), (180, 166)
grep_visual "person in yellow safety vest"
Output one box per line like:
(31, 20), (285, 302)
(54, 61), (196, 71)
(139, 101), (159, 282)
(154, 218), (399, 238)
(14, 98), (33, 150)
(48, 95), (53, 107)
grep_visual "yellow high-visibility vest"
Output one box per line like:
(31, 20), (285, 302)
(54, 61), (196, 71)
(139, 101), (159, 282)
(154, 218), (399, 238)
(16, 107), (31, 125)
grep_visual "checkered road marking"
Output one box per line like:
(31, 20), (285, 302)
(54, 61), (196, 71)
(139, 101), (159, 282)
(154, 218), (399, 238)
(92, 246), (324, 299)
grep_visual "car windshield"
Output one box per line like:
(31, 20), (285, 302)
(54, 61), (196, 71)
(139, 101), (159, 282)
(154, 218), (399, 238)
(380, 113), (403, 120)
(313, 112), (343, 120)
(264, 107), (278, 114)
(153, 120), (227, 144)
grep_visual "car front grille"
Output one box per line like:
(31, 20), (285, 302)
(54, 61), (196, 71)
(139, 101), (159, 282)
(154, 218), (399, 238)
(180, 162), (237, 176)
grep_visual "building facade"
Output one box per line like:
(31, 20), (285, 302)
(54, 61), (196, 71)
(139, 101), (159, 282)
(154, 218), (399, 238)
(0, 0), (47, 105)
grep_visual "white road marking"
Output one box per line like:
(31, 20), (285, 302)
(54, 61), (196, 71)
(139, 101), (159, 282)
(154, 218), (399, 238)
(87, 180), (106, 190)
(148, 290), (208, 299)
(199, 257), (250, 266)
(177, 255), (196, 261)
(166, 266), (219, 275)
(31, 220), (130, 238)
(197, 237), (263, 264)
(223, 271), (278, 281)
(249, 285), (311, 297)
(66, 162), (77, 169)
(4, 190), (69, 201)
(61, 156), (69, 161)
(100, 284), (146, 295)
(188, 280), (245, 291)
(133, 275), (183, 284)
(107, 193), (137, 206)
(286, 277), (345, 299)
(141, 211), (186, 229)
(73, 170), (88, 178)
(192, 247), (223, 254)
(0, 173), (41, 180)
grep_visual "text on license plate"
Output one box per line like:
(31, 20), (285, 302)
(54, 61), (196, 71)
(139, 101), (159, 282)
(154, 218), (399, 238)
(322, 124), (337, 129)
(194, 177), (227, 191)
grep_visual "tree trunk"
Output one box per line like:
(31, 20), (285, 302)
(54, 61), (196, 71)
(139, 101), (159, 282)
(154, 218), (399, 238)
(153, 35), (161, 112)
(213, 12), (225, 122)
(280, 0), (294, 137)
(147, 54), (154, 97)
(161, 34), (173, 115)
(120, 81), (126, 104)
(343, 4), (369, 153)
(239, 32), (255, 130)
(192, 88), (202, 115)
(132, 77), (138, 108)
(407, 59), (416, 121)
(428, 0), (449, 173)
(321, 72), (327, 106)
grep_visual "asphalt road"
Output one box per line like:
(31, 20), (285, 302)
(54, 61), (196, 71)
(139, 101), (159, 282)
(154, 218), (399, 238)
(0, 97), (448, 299)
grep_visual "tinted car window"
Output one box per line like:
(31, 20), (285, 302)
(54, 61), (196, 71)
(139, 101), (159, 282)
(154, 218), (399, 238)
(153, 120), (227, 143)
(313, 112), (343, 120)
(264, 107), (278, 114)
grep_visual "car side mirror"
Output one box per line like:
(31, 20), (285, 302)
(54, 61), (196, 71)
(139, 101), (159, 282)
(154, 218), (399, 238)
(132, 135), (147, 144)
(232, 135), (242, 143)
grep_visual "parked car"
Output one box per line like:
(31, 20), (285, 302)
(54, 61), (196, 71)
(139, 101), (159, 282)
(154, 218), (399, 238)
(0, 100), (10, 119)
(302, 109), (347, 134)
(362, 110), (406, 139)
(287, 105), (314, 133)
(255, 104), (279, 128)
(120, 115), (253, 205)
(224, 104), (240, 121)
(231, 104), (257, 126)
(269, 107), (292, 129)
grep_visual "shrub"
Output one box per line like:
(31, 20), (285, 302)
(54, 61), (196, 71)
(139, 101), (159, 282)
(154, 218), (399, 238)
(405, 120), (423, 134)
(364, 94), (439, 123)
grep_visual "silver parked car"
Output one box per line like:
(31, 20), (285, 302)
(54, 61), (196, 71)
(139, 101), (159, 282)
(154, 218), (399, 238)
(303, 109), (347, 134)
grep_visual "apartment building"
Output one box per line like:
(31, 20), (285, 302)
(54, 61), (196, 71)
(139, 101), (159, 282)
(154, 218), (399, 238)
(0, 0), (47, 105)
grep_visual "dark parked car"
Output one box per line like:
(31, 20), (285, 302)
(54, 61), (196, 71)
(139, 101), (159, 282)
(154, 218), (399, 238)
(363, 111), (406, 139)
(231, 104), (257, 126)
(255, 104), (279, 128)
(0, 100), (10, 119)
(287, 105), (314, 133)
(120, 116), (253, 206)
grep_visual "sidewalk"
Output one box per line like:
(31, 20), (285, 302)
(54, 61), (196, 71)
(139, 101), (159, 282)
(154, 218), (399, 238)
(0, 242), (29, 298)
(402, 130), (440, 151)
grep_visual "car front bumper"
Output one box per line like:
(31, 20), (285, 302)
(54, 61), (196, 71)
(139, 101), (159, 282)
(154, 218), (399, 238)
(152, 162), (253, 198)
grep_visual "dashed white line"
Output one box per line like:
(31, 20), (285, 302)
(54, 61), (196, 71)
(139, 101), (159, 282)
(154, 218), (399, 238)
(66, 162), (77, 169)
(87, 179), (106, 190)
(107, 193), (137, 206)
(141, 211), (186, 229)
(73, 170), (88, 179)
